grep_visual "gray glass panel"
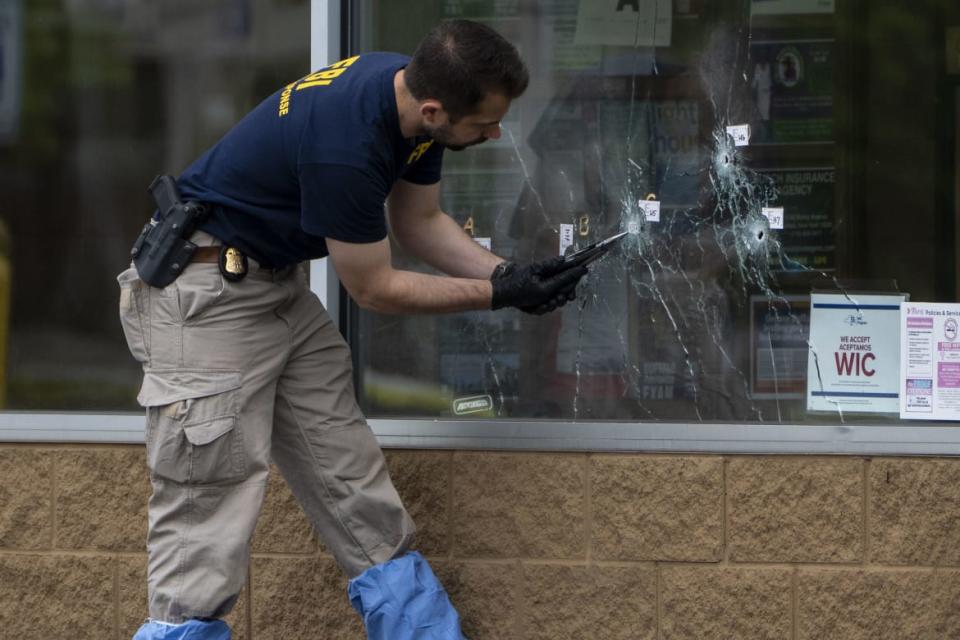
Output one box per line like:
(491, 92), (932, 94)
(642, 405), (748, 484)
(1, 0), (309, 410)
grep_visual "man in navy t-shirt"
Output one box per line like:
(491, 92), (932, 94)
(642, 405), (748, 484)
(122, 20), (588, 640)
(179, 51), (447, 271)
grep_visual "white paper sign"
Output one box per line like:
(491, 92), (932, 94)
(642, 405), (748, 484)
(807, 293), (905, 414)
(639, 199), (660, 222)
(574, 0), (672, 47)
(474, 237), (491, 250)
(900, 302), (960, 421)
(559, 224), (574, 256)
(726, 124), (751, 146)
(761, 207), (784, 229)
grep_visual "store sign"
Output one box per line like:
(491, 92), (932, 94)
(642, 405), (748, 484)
(806, 293), (904, 414)
(574, 0), (672, 47)
(900, 303), (960, 421)
(749, 40), (834, 144)
(759, 167), (836, 271)
(0, 0), (22, 144)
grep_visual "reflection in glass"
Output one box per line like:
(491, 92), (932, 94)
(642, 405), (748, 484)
(1, 0), (309, 410)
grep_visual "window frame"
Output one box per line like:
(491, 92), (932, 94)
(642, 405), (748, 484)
(2, 413), (960, 456)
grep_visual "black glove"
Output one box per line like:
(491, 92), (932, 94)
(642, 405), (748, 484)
(490, 257), (588, 315)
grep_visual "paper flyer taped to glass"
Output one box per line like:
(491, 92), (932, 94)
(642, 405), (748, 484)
(900, 302), (960, 420)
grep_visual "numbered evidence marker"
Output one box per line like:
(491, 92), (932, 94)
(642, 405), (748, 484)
(761, 207), (784, 230)
(726, 124), (751, 147)
(474, 237), (492, 250)
(559, 223), (575, 256)
(627, 220), (640, 235)
(639, 199), (661, 223)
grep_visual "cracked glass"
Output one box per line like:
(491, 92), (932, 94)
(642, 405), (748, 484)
(354, 0), (959, 424)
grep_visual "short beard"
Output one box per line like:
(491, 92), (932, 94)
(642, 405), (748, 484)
(427, 123), (485, 151)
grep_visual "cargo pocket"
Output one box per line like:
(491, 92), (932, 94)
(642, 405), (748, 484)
(138, 369), (246, 485)
(117, 266), (149, 363)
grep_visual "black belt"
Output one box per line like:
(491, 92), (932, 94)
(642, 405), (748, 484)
(192, 246), (223, 264)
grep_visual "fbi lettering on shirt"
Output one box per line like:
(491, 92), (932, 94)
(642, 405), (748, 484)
(406, 141), (434, 165)
(278, 55), (360, 117)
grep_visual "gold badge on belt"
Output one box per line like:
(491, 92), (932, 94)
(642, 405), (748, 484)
(219, 246), (248, 282)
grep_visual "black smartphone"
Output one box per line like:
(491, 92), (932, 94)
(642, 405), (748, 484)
(562, 231), (629, 268)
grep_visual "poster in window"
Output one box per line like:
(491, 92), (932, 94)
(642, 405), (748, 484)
(807, 293), (905, 414)
(748, 39), (833, 145)
(758, 167), (836, 271)
(900, 302), (960, 421)
(750, 295), (810, 399)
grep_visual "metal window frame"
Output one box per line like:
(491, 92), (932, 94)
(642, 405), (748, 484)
(2, 413), (960, 456)
(3, 0), (960, 456)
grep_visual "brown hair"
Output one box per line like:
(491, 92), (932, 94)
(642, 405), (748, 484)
(404, 20), (529, 121)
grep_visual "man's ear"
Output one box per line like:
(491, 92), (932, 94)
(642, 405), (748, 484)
(419, 99), (446, 126)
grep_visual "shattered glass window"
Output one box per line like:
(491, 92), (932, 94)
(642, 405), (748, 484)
(351, 0), (960, 424)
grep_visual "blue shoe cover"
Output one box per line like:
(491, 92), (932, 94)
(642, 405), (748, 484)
(132, 619), (231, 640)
(348, 551), (466, 640)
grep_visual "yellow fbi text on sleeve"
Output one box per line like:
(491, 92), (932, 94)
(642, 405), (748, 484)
(278, 55), (360, 117)
(406, 140), (434, 165)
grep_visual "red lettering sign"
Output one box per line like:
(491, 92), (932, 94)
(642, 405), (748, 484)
(834, 351), (876, 377)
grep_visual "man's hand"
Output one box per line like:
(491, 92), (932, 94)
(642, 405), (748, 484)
(490, 257), (588, 315)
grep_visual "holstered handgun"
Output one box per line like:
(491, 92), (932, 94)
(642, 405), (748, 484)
(131, 175), (208, 288)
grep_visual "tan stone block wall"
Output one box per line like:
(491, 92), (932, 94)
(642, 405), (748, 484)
(591, 456), (723, 562)
(869, 458), (960, 565)
(661, 566), (791, 639)
(453, 452), (586, 559)
(1, 445), (959, 639)
(798, 569), (960, 639)
(0, 448), (53, 549)
(728, 457), (863, 563)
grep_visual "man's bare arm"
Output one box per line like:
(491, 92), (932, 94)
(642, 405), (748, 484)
(387, 179), (502, 279)
(326, 236), (493, 314)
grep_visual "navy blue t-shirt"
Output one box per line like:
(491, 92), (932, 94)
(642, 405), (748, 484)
(178, 53), (444, 268)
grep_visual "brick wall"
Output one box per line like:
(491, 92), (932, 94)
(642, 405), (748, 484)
(1, 446), (959, 639)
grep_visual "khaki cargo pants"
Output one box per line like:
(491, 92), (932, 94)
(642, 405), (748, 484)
(117, 231), (414, 623)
